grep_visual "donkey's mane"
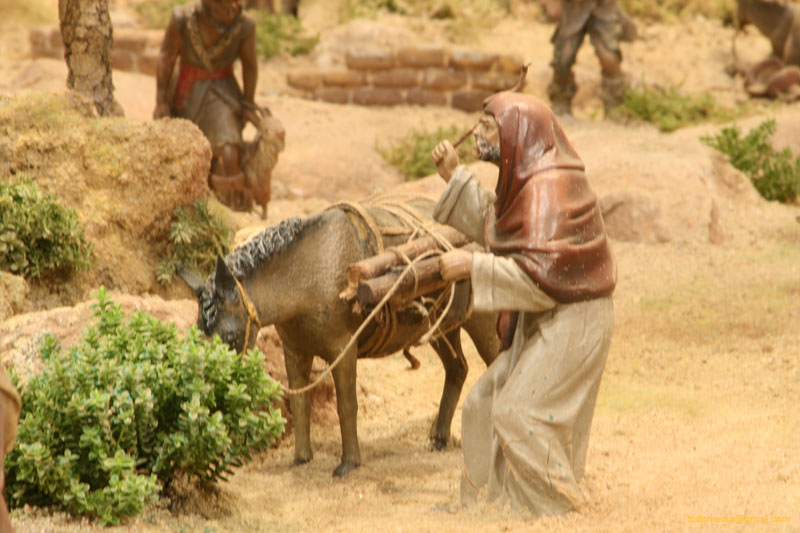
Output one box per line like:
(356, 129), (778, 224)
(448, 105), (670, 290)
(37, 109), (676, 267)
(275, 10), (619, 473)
(225, 217), (304, 278)
(198, 217), (304, 333)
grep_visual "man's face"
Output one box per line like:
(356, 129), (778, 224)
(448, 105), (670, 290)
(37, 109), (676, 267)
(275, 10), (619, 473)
(205, 0), (242, 26)
(475, 113), (501, 163)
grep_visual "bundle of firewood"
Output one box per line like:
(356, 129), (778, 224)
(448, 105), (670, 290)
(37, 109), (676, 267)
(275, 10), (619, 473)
(340, 226), (477, 310)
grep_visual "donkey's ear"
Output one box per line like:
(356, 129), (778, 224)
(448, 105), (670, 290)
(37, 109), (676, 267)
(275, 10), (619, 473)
(214, 256), (238, 299)
(175, 264), (205, 297)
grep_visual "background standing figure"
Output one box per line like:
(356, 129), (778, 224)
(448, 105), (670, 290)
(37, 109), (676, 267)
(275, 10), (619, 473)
(431, 92), (617, 515)
(154, 0), (278, 213)
(548, 0), (636, 115)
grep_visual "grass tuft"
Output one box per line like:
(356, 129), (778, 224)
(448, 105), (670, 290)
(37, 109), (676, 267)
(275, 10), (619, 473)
(378, 124), (476, 181)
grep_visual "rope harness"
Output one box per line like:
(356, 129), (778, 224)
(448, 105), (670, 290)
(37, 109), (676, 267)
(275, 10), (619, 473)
(281, 198), (462, 395)
(234, 275), (261, 355)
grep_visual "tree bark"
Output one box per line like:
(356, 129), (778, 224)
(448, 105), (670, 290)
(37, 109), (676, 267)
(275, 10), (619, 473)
(59, 0), (123, 117)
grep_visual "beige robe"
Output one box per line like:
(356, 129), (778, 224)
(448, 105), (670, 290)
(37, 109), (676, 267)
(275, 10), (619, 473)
(434, 166), (614, 515)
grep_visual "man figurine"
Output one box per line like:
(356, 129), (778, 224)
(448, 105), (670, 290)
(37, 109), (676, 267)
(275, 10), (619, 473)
(0, 366), (21, 532)
(431, 92), (616, 514)
(154, 0), (260, 212)
(548, 0), (636, 115)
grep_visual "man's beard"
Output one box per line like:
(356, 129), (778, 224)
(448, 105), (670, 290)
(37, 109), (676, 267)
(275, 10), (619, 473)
(476, 135), (500, 163)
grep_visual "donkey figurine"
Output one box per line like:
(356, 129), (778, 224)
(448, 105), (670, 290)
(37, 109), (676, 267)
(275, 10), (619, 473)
(735, 0), (800, 99)
(178, 199), (499, 476)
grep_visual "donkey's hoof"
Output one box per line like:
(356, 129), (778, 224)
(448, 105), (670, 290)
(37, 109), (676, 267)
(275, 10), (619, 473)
(292, 457), (311, 467)
(333, 461), (360, 477)
(429, 437), (448, 451)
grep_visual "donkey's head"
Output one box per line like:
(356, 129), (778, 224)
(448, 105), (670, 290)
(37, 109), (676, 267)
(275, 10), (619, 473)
(177, 257), (260, 354)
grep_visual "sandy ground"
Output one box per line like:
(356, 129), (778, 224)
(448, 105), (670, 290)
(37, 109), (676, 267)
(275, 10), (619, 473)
(2, 1), (800, 532)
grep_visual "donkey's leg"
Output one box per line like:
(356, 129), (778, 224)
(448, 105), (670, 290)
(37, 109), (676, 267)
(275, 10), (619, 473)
(282, 340), (314, 466)
(429, 329), (467, 451)
(463, 311), (501, 368)
(329, 341), (361, 476)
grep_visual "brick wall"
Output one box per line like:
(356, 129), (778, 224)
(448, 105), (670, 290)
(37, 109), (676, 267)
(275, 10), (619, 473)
(287, 45), (523, 111)
(29, 26), (163, 76)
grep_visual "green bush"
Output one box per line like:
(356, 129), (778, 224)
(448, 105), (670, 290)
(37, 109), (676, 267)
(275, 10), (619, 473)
(378, 124), (476, 181)
(701, 119), (800, 203)
(157, 200), (232, 285)
(5, 288), (285, 525)
(619, 82), (739, 132)
(254, 12), (319, 59)
(0, 180), (93, 278)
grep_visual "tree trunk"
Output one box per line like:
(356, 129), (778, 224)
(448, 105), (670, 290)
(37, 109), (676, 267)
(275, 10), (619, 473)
(59, 0), (123, 117)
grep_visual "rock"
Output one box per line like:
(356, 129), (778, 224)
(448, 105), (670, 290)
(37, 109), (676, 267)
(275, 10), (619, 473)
(600, 192), (670, 243)
(0, 272), (28, 322)
(0, 91), (212, 307)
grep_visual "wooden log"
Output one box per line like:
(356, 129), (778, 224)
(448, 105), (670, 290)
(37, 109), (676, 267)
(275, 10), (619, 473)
(357, 256), (443, 307)
(340, 226), (469, 300)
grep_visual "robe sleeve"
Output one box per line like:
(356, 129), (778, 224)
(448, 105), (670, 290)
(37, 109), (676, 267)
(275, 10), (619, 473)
(433, 165), (496, 246)
(471, 252), (557, 313)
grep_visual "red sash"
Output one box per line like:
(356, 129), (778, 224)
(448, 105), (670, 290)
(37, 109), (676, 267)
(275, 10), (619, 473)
(172, 62), (234, 110)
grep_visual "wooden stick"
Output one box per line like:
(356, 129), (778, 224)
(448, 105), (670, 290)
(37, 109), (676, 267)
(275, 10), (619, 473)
(340, 226), (468, 300)
(453, 122), (478, 148)
(357, 243), (482, 308)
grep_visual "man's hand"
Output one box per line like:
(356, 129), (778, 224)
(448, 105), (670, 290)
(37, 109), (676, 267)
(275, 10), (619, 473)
(242, 106), (262, 128)
(431, 140), (459, 183)
(439, 249), (473, 281)
(153, 101), (171, 119)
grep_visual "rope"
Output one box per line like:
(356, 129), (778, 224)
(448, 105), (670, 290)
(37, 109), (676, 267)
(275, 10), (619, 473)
(282, 248), (442, 395)
(280, 198), (467, 396)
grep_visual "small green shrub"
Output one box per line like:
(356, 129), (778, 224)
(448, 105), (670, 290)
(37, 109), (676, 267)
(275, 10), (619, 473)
(134, 0), (186, 29)
(619, 82), (739, 132)
(378, 124), (476, 181)
(0, 180), (93, 278)
(254, 12), (319, 59)
(701, 119), (800, 203)
(157, 200), (232, 284)
(5, 288), (286, 525)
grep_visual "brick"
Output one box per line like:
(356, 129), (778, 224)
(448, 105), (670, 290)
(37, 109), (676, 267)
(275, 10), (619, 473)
(49, 27), (64, 50)
(491, 55), (524, 75)
(138, 50), (159, 76)
(396, 45), (447, 68)
(316, 87), (351, 104)
(321, 69), (364, 87)
(113, 31), (148, 53)
(471, 72), (519, 91)
(423, 68), (467, 91)
(406, 88), (448, 107)
(451, 48), (497, 71)
(353, 87), (403, 106)
(110, 49), (135, 71)
(287, 69), (322, 90)
(371, 68), (420, 88)
(452, 90), (492, 112)
(28, 27), (49, 55)
(346, 48), (394, 70)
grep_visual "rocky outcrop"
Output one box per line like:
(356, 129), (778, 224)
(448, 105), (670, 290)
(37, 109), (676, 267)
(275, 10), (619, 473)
(0, 91), (212, 307)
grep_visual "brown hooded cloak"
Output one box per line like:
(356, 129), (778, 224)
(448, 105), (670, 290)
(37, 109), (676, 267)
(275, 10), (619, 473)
(483, 92), (617, 304)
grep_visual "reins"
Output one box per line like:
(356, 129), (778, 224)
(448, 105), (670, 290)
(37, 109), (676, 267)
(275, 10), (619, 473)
(233, 275), (261, 354)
